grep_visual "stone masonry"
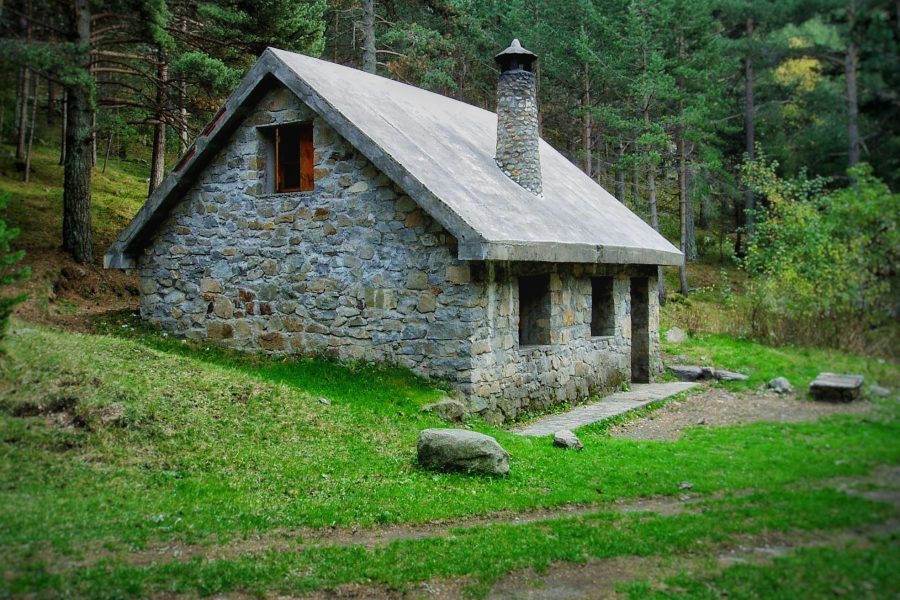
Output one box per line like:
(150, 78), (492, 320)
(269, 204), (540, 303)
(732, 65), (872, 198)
(139, 83), (662, 422)
(494, 68), (542, 196)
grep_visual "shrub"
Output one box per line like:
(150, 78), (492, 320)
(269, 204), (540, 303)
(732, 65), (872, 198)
(739, 156), (899, 355)
(0, 193), (30, 345)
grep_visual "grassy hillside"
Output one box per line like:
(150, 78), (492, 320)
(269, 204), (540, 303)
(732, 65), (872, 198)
(1, 323), (898, 597)
(0, 143), (147, 253)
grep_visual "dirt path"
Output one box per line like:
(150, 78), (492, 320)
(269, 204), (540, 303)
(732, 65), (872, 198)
(609, 386), (879, 441)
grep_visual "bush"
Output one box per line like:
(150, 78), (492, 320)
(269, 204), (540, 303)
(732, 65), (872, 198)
(0, 193), (30, 345)
(739, 156), (899, 355)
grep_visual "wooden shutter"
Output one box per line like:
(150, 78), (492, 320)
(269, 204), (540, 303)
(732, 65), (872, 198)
(300, 125), (314, 191)
(274, 126), (282, 192)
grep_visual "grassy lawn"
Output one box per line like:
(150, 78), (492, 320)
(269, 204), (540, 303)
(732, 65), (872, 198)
(2, 322), (898, 597)
(661, 331), (899, 392)
(620, 537), (900, 599)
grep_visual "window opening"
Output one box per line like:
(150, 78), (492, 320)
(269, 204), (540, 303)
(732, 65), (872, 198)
(519, 274), (551, 346)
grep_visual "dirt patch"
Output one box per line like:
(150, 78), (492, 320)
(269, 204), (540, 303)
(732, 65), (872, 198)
(610, 386), (878, 441)
(10, 248), (139, 332)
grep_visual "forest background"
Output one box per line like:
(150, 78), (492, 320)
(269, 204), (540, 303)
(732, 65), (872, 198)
(0, 0), (897, 355)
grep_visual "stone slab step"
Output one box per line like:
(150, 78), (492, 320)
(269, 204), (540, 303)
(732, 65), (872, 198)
(810, 372), (864, 402)
(512, 382), (699, 437)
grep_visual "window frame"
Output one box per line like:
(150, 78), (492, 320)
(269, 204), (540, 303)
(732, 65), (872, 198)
(270, 123), (314, 194)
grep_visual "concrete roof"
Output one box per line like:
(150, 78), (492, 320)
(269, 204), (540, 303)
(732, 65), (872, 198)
(105, 48), (682, 268)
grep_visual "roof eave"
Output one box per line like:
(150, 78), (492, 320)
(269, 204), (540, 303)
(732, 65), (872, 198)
(459, 240), (684, 266)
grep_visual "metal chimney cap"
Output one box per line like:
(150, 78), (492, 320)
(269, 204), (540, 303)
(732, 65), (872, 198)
(494, 38), (537, 62)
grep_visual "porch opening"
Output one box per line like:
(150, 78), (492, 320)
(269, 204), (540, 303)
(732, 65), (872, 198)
(630, 277), (650, 383)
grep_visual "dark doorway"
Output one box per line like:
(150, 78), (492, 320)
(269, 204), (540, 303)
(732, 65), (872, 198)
(630, 277), (650, 383)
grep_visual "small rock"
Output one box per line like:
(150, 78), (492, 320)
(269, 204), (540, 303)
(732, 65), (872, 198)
(668, 365), (704, 381)
(810, 373), (864, 402)
(417, 429), (509, 476)
(679, 481), (694, 490)
(715, 369), (749, 382)
(553, 430), (583, 450)
(664, 327), (689, 344)
(768, 377), (793, 394)
(870, 385), (891, 398)
(421, 398), (467, 423)
(317, 396), (331, 405)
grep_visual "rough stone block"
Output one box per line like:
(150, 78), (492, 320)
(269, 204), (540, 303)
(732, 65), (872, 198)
(417, 429), (509, 475)
(810, 373), (864, 402)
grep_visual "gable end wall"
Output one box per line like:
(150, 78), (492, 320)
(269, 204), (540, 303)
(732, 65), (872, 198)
(138, 86), (480, 380)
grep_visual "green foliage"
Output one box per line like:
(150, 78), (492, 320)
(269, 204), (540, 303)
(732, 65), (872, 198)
(739, 153), (899, 351)
(0, 193), (29, 345)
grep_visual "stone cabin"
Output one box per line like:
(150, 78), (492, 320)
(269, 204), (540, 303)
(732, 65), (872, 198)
(105, 41), (682, 422)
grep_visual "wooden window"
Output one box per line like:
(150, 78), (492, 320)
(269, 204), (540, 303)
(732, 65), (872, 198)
(591, 277), (615, 336)
(519, 274), (551, 346)
(274, 124), (314, 193)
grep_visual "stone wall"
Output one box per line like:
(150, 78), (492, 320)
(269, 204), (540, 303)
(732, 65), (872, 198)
(138, 82), (662, 422)
(139, 84), (480, 379)
(463, 263), (662, 422)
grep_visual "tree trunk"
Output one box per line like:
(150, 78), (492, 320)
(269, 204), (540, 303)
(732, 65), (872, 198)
(178, 19), (189, 153)
(615, 141), (626, 203)
(361, 0), (376, 73)
(62, 0), (93, 264)
(686, 165), (697, 261)
(632, 161), (640, 209)
(846, 4), (860, 169)
(59, 90), (67, 166)
(581, 62), (591, 176)
(47, 80), (55, 125)
(15, 67), (30, 161)
(737, 16), (756, 257)
(148, 50), (168, 195)
(699, 176), (711, 230)
(677, 110), (689, 296)
(24, 76), (38, 183)
(643, 107), (665, 304)
(103, 131), (113, 173)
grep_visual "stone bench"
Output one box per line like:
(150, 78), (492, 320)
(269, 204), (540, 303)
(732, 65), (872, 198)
(809, 373), (864, 402)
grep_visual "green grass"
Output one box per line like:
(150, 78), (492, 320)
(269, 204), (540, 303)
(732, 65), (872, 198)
(1, 323), (899, 598)
(661, 332), (899, 392)
(6, 489), (895, 598)
(0, 142), (147, 252)
(620, 536), (900, 599)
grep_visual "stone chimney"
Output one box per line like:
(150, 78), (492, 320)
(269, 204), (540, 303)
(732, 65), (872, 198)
(494, 39), (541, 196)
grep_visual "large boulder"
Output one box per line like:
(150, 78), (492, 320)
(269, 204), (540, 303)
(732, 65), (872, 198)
(417, 429), (510, 475)
(810, 373), (864, 402)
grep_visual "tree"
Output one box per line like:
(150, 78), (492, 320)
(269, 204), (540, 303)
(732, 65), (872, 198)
(62, 0), (94, 264)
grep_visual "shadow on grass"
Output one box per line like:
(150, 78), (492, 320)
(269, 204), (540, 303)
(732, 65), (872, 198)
(91, 309), (449, 413)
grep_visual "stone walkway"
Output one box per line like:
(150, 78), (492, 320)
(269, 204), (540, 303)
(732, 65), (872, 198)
(512, 382), (699, 436)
